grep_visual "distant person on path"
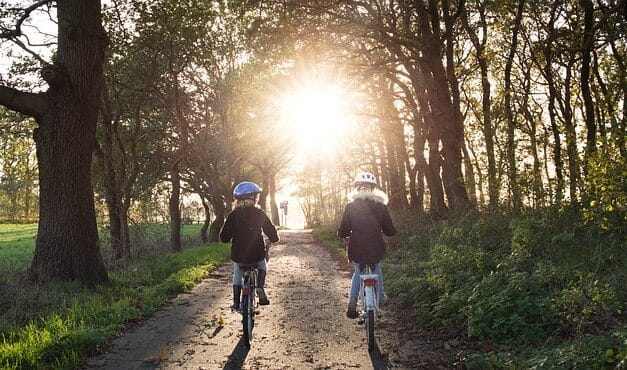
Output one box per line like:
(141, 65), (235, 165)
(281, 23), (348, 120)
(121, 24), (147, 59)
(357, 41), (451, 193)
(338, 172), (397, 318)
(220, 181), (279, 309)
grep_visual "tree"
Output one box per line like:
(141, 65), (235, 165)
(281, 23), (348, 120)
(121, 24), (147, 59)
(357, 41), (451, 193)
(0, 108), (38, 221)
(0, 0), (108, 284)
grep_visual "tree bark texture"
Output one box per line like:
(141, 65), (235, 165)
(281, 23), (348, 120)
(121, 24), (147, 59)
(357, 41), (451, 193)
(29, 0), (108, 284)
(169, 169), (182, 252)
(415, 0), (471, 214)
(504, 0), (525, 213)
(208, 199), (225, 243)
(462, 3), (498, 208)
(580, 0), (597, 170)
(200, 198), (210, 244)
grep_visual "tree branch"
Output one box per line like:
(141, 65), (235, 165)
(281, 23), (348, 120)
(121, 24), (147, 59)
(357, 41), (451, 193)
(0, 85), (46, 117)
(0, 0), (54, 39)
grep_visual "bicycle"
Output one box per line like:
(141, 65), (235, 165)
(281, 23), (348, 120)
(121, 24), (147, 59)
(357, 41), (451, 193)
(358, 263), (380, 351)
(239, 264), (258, 348)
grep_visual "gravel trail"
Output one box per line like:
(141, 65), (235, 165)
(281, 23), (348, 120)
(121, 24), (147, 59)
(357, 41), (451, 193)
(86, 230), (449, 369)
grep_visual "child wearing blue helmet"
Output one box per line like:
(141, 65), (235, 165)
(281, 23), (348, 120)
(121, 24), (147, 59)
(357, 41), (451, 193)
(220, 181), (279, 309)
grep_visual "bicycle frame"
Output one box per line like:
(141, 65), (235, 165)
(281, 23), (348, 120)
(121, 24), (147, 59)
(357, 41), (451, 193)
(358, 264), (379, 351)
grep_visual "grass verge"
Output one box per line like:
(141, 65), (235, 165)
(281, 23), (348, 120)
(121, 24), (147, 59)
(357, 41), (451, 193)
(0, 241), (230, 369)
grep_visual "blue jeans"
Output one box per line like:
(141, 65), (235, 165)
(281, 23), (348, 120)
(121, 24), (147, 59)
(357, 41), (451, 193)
(349, 262), (384, 301)
(232, 259), (267, 288)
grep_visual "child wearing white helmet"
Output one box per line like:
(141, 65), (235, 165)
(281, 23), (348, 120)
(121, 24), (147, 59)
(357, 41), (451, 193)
(338, 172), (397, 318)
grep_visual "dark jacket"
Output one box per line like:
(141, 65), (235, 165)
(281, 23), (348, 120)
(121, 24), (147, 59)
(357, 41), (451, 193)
(220, 205), (279, 264)
(337, 190), (396, 264)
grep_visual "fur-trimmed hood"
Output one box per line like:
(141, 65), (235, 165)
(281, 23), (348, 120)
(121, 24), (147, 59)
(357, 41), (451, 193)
(348, 189), (389, 205)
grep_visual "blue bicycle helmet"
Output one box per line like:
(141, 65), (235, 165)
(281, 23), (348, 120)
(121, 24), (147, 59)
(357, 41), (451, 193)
(233, 181), (262, 199)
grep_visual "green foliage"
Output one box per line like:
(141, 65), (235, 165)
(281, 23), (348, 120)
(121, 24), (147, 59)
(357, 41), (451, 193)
(466, 271), (558, 343)
(0, 110), (38, 223)
(583, 147), (627, 235)
(463, 330), (627, 369)
(384, 207), (625, 367)
(0, 242), (230, 369)
(555, 273), (624, 334)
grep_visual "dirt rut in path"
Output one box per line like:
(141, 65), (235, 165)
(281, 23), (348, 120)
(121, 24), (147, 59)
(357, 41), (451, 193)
(87, 230), (449, 369)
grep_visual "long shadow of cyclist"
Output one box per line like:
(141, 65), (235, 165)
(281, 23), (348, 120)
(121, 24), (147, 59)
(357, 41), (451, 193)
(369, 342), (390, 369)
(223, 336), (250, 369)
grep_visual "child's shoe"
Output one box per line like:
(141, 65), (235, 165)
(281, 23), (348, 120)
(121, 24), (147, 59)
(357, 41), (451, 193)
(346, 299), (358, 318)
(232, 284), (242, 310)
(256, 287), (270, 305)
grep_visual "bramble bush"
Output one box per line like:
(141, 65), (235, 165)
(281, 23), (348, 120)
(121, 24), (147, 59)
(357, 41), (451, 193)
(384, 205), (625, 367)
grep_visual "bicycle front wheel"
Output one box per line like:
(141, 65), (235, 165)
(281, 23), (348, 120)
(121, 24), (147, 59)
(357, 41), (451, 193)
(366, 309), (375, 351)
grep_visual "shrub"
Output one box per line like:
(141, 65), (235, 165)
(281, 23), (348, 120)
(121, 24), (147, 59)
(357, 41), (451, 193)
(465, 270), (559, 344)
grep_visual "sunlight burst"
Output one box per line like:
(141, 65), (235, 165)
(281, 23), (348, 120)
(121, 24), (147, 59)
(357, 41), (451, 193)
(279, 81), (356, 160)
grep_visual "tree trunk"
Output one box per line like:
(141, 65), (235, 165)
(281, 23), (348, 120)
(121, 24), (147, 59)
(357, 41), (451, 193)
(28, 0), (108, 284)
(120, 199), (131, 258)
(380, 84), (409, 209)
(609, 40), (627, 158)
(461, 139), (477, 207)
(563, 58), (581, 201)
(269, 175), (280, 226)
(580, 0), (597, 171)
(504, 0), (526, 213)
(415, 0), (471, 214)
(462, 5), (498, 209)
(427, 137), (448, 219)
(105, 197), (122, 258)
(169, 169), (182, 252)
(200, 198), (210, 244)
(208, 199), (225, 243)
(543, 30), (564, 203)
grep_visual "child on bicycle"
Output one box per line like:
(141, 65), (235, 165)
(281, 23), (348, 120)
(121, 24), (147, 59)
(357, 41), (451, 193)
(337, 172), (397, 318)
(220, 181), (279, 309)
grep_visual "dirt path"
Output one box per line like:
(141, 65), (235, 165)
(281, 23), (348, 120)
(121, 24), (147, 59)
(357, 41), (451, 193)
(86, 230), (450, 369)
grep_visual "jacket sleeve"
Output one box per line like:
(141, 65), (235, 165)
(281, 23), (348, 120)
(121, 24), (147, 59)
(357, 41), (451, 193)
(381, 205), (397, 236)
(262, 214), (280, 243)
(219, 213), (234, 243)
(337, 206), (351, 238)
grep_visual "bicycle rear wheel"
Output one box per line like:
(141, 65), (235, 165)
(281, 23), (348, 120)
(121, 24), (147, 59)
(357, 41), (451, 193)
(366, 309), (375, 351)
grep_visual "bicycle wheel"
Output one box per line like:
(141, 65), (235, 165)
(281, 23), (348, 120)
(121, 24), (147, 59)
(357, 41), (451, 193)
(246, 289), (255, 342)
(366, 309), (375, 351)
(240, 292), (251, 348)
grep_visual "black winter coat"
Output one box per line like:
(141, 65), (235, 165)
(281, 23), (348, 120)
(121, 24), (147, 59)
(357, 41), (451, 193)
(220, 205), (279, 264)
(337, 190), (396, 264)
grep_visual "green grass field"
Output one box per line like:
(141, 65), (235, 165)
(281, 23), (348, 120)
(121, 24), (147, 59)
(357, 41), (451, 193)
(0, 223), (205, 272)
(0, 222), (230, 369)
(0, 224), (38, 271)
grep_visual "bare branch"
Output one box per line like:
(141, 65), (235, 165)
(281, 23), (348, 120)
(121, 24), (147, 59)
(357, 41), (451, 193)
(9, 37), (50, 65)
(0, 0), (54, 39)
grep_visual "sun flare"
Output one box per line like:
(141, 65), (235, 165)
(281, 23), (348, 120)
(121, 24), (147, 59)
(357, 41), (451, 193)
(279, 81), (356, 159)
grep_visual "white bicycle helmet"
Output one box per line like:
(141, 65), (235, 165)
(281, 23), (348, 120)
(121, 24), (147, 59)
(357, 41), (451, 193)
(354, 172), (377, 186)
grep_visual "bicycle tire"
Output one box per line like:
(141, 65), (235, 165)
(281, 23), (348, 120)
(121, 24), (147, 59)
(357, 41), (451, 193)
(246, 289), (254, 342)
(366, 309), (375, 351)
(241, 294), (251, 348)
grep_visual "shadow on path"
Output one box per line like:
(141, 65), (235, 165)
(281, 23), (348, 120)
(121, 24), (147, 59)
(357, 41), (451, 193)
(222, 336), (250, 370)
(369, 342), (389, 369)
